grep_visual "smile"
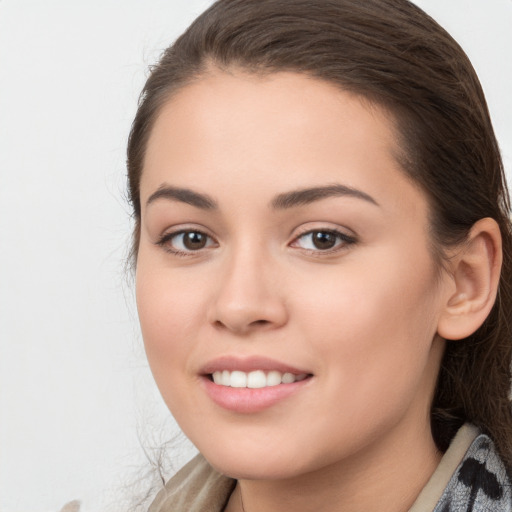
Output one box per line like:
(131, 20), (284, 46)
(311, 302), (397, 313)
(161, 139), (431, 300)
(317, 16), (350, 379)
(211, 370), (309, 388)
(200, 356), (313, 413)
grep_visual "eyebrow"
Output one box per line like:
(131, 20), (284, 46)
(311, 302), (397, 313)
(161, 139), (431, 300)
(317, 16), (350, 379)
(146, 185), (218, 210)
(146, 183), (378, 211)
(271, 184), (378, 209)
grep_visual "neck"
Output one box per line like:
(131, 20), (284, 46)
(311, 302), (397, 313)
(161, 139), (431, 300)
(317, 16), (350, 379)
(226, 418), (441, 512)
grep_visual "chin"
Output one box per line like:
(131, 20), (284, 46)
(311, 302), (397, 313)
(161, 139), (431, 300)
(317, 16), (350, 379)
(192, 435), (325, 481)
(207, 455), (308, 481)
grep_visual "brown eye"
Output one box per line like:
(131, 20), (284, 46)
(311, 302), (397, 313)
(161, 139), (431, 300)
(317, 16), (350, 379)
(311, 231), (337, 250)
(183, 231), (208, 250)
(292, 229), (356, 252)
(159, 230), (216, 254)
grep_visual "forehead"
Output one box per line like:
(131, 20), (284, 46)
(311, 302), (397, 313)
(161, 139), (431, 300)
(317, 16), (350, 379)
(146, 70), (397, 163)
(141, 69), (426, 218)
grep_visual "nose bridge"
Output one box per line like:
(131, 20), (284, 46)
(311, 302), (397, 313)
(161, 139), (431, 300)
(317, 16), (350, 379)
(209, 237), (287, 333)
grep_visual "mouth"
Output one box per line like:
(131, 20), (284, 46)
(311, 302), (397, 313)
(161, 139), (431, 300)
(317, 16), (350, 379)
(208, 370), (310, 388)
(199, 356), (314, 413)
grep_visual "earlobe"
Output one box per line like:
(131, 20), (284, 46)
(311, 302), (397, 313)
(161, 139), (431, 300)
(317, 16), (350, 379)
(437, 218), (502, 341)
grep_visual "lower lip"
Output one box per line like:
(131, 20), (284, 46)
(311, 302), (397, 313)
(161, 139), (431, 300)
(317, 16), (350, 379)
(201, 376), (312, 413)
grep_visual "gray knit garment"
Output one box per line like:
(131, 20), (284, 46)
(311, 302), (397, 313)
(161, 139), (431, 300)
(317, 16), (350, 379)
(434, 434), (512, 511)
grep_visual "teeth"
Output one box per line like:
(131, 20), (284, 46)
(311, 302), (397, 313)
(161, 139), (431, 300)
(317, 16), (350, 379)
(211, 370), (308, 388)
(266, 370), (282, 387)
(247, 370), (266, 389)
(230, 371), (247, 388)
(281, 372), (295, 384)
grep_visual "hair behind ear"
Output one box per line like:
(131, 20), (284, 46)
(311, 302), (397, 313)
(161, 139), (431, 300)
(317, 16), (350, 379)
(432, 219), (512, 463)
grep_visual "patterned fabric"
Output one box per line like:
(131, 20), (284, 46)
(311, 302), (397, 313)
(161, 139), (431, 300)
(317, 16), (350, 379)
(433, 434), (511, 511)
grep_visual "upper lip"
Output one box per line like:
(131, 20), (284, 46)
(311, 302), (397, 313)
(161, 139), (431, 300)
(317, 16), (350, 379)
(199, 355), (311, 376)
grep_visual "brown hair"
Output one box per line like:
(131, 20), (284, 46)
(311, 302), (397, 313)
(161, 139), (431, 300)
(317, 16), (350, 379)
(127, 0), (512, 467)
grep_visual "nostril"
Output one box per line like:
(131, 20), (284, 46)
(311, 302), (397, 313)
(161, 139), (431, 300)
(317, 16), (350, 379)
(213, 318), (271, 332)
(251, 319), (271, 327)
(213, 320), (226, 329)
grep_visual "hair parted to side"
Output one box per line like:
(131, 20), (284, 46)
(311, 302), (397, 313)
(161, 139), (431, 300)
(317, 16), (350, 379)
(127, 0), (512, 468)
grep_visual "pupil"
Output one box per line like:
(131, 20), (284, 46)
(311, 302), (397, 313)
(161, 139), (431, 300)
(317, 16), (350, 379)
(184, 232), (206, 250)
(313, 231), (336, 250)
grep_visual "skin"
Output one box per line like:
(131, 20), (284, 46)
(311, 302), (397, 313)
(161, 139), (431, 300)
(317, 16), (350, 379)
(136, 70), (455, 512)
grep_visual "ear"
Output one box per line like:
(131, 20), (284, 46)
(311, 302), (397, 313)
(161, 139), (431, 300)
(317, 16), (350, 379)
(437, 217), (502, 341)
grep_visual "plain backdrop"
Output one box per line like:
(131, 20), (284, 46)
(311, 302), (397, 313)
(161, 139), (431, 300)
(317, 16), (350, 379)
(0, 1), (511, 511)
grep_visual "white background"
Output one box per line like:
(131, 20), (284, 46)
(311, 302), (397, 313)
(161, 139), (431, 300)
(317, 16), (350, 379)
(0, 1), (511, 511)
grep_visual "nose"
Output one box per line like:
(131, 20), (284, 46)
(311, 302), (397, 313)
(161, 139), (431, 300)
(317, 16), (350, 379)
(207, 247), (288, 335)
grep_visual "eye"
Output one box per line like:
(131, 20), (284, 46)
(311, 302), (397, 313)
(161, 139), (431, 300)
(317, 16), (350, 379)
(291, 229), (356, 252)
(157, 230), (216, 255)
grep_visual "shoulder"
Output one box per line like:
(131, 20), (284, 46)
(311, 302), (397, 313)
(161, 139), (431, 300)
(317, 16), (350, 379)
(148, 454), (236, 512)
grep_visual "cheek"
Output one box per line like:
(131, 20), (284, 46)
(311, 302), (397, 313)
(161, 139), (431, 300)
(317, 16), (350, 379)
(135, 263), (214, 424)
(135, 258), (204, 381)
(292, 245), (441, 399)
(297, 248), (437, 331)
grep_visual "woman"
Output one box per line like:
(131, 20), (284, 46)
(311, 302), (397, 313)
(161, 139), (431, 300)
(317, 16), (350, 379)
(127, 0), (512, 510)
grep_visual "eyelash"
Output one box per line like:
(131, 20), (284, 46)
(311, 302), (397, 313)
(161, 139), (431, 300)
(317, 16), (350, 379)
(156, 228), (357, 257)
(291, 228), (357, 255)
(156, 229), (216, 257)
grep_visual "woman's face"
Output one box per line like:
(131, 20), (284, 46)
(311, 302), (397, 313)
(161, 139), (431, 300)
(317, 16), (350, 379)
(136, 70), (449, 479)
